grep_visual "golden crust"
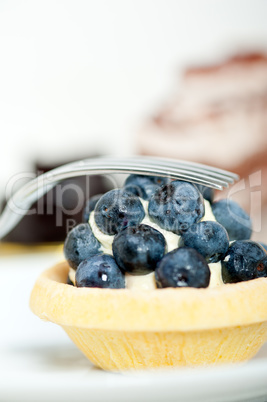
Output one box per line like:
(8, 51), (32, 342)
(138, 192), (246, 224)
(30, 261), (267, 332)
(62, 323), (267, 370)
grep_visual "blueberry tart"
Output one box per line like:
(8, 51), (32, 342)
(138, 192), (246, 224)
(30, 176), (267, 370)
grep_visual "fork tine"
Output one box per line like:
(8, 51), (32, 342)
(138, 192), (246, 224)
(61, 158), (233, 189)
(0, 156), (239, 240)
(139, 156), (239, 179)
(110, 156), (238, 183)
(148, 161), (237, 182)
(116, 159), (235, 184)
(100, 163), (229, 188)
(80, 156), (238, 185)
(90, 156), (238, 182)
(50, 163), (227, 189)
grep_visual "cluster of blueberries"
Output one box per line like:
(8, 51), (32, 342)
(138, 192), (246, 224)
(64, 174), (267, 289)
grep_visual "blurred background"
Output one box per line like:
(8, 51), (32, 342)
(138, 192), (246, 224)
(1, 2), (267, 397)
(0, 0), (267, 242)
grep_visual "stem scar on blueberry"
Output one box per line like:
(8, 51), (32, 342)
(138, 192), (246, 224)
(178, 273), (188, 283)
(257, 263), (265, 272)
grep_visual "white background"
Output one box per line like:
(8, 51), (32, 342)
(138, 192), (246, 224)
(1, 4), (267, 398)
(1, 0), (267, 195)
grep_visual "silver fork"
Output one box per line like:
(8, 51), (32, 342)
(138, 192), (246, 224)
(0, 156), (239, 240)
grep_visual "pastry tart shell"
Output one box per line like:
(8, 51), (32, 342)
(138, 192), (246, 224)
(30, 261), (267, 370)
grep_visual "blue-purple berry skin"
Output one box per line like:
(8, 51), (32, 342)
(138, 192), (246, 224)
(124, 174), (169, 200)
(194, 184), (214, 204)
(83, 194), (103, 222)
(112, 224), (166, 275)
(221, 240), (267, 283)
(64, 223), (102, 270)
(148, 180), (205, 234)
(211, 199), (252, 241)
(155, 247), (210, 288)
(94, 189), (145, 235)
(179, 220), (229, 263)
(75, 254), (125, 289)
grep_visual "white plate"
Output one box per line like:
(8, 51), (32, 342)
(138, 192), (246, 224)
(1, 252), (267, 402)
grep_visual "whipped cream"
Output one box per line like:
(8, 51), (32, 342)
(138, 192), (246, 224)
(86, 198), (223, 290)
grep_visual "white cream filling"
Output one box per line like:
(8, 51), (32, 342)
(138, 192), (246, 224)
(208, 263), (223, 287)
(140, 199), (180, 253)
(89, 212), (114, 255)
(77, 197), (223, 290)
(125, 272), (156, 290)
(69, 267), (76, 285)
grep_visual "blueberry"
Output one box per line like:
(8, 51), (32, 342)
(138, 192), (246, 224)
(155, 247), (210, 288)
(124, 174), (169, 200)
(148, 180), (205, 234)
(179, 221), (229, 263)
(259, 242), (267, 253)
(221, 240), (267, 283)
(211, 199), (252, 241)
(64, 223), (102, 270)
(194, 184), (214, 204)
(75, 254), (125, 289)
(94, 189), (145, 235)
(83, 194), (103, 222)
(112, 224), (166, 275)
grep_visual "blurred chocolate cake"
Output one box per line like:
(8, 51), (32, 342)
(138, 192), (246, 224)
(137, 53), (267, 210)
(0, 158), (112, 244)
